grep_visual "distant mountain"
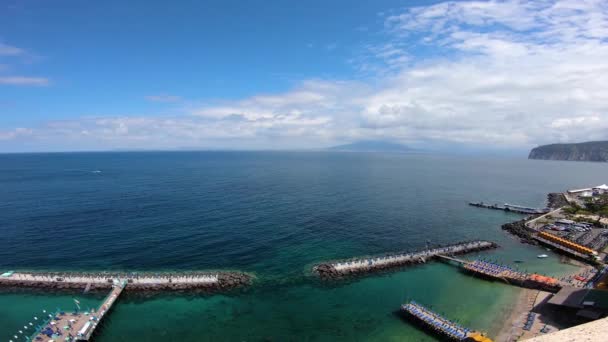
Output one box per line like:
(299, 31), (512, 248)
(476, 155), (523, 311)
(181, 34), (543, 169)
(528, 141), (608, 162)
(327, 140), (412, 153)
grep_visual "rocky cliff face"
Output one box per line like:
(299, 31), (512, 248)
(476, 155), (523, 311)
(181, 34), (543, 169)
(528, 141), (608, 162)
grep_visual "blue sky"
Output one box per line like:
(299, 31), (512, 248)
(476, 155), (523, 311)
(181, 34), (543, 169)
(1, 0), (607, 152)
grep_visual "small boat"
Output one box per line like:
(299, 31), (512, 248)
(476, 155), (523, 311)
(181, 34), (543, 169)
(537, 254), (548, 259)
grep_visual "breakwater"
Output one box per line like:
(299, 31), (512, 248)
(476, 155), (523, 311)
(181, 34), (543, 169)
(0, 271), (252, 292)
(501, 219), (538, 244)
(313, 240), (497, 279)
(547, 193), (568, 209)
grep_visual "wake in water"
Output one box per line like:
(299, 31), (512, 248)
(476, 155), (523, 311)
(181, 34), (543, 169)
(63, 169), (102, 174)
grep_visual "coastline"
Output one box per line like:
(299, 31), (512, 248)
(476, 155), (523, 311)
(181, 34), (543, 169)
(493, 263), (594, 342)
(494, 288), (537, 342)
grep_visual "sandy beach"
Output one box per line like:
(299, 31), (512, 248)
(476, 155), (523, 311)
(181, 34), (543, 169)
(494, 264), (597, 342)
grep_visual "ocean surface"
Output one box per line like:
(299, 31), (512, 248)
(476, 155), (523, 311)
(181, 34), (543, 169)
(0, 151), (606, 341)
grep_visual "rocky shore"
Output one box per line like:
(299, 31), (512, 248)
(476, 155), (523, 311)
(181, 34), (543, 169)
(547, 192), (568, 209)
(501, 219), (538, 245)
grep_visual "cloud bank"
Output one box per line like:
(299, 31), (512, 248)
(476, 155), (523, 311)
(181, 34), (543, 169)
(0, 42), (49, 87)
(2, 0), (608, 151)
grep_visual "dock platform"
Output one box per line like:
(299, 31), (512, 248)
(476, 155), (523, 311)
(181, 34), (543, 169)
(401, 300), (493, 341)
(3, 270), (252, 341)
(29, 280), (126, 341)
(313, 240), (497, 279)
(437, 256), (562, 292)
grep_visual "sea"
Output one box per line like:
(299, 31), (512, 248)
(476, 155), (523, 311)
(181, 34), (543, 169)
(0, 151), (606, 341)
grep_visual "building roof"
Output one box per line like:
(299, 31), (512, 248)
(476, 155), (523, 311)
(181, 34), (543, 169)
(548, 286), (608, 313)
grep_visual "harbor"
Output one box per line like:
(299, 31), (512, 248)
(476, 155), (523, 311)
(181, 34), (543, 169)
(313, 240), (497, 279)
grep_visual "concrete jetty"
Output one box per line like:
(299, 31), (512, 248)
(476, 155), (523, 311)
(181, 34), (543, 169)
(469, 202), (549, 215)
(313, 240), (497, 279)
(0, 270), (252, 292)
(401, 300), (493, 341)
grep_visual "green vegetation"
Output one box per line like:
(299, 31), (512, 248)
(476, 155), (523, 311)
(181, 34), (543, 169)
(584, 194), (608, 216)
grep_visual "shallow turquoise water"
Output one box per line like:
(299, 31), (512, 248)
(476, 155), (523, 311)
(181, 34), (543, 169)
(0, 152), (605, 341)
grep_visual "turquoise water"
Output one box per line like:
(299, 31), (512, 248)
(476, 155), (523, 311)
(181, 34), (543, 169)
(0, 152), (606, 341)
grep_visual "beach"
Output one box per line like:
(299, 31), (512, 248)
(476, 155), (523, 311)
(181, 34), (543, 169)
(495, 263), (597, 341)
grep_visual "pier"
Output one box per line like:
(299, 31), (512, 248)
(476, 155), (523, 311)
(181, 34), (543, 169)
(437, 256), (562, 292)
(401, 300), (493, 341)
(469, 202), (549, 215)
(2, 270), (252, 341)
(313, 240), (497, 279)
(30, 281), (126, 341)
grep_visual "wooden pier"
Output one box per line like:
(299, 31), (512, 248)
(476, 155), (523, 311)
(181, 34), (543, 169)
(313, 240), (497, 279)
(401, 300), (493, 341)
(437, 256), (562, 292)
(29, 280), (126, 341)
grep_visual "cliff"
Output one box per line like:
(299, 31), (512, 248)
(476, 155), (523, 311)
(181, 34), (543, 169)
(528, 141), (608, 162)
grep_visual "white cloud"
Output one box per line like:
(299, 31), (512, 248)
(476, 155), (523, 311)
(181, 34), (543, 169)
(0, 76), (49, 86)
(0, 127), (32, 140)
(0, 42), (50, 87)
(0, 42), (24, 56)
(4, 0), (608, 151)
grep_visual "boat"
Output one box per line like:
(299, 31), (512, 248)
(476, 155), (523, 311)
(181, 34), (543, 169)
(537, 254), (548, 258)
(514, 260), (524, 263)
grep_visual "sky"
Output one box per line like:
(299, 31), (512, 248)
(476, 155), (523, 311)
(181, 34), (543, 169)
(0, 0), (607, 152)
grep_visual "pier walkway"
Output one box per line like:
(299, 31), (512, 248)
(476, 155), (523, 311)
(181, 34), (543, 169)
(29, 280), (125, 342)
(469, 202), (549, 215)
(314, 240), (497, 278)
(437, 256), (562, 292)
(401, 300), (493, 341)
(2, 270), (251, 341)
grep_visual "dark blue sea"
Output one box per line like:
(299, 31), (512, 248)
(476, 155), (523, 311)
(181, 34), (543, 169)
(0, 152), (606, 341)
